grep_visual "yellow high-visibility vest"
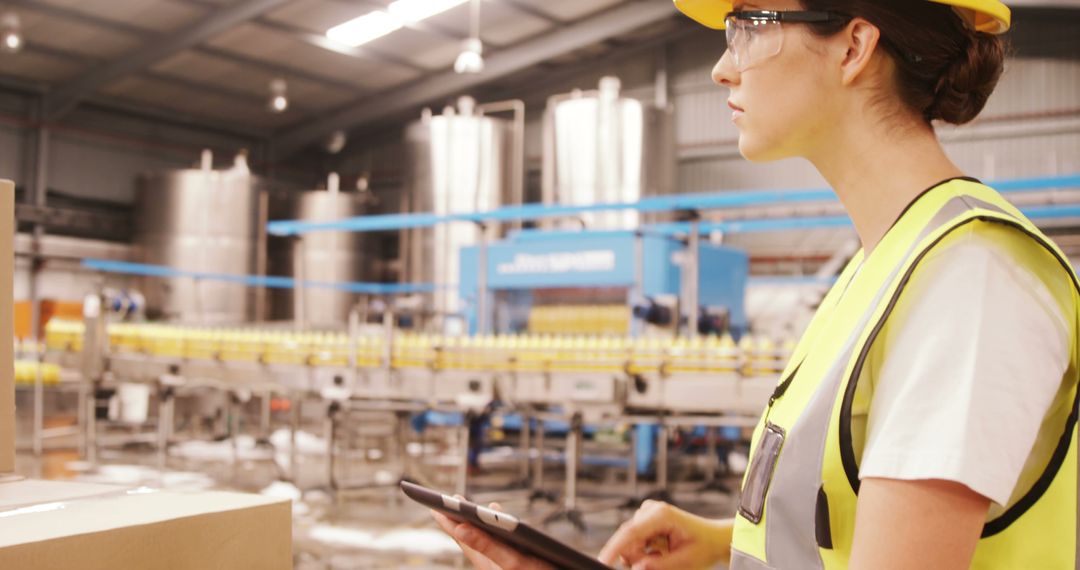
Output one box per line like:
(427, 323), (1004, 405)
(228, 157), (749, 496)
(731, 179), (1079, 569)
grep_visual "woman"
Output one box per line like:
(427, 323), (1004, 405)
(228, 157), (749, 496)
(435, 1), (1079, 568)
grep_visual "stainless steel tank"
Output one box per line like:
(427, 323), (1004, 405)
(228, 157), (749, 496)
(268, 180), (379, 327)
(134, 156), (260, 324)
(543, 76), (676, 229)
(402, 97), (517, 333)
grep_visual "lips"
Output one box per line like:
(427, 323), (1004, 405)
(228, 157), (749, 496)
(728, 100), (745, 122)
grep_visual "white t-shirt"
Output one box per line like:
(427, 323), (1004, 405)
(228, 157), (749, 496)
(855, 221), (1076, 509)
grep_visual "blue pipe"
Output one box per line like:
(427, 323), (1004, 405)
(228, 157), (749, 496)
(81, 259), (439, 295)
(267, 174), (1080, 236)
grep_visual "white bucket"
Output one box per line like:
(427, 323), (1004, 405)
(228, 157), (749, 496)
(117, 383), (151, 424)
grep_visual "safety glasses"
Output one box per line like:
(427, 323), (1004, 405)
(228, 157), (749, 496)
(724, 10), (848, 71)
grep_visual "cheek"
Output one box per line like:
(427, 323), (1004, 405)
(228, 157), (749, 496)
(739, 65), (833, 160)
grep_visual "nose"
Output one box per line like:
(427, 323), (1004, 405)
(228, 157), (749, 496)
(712, 49), (738, 87)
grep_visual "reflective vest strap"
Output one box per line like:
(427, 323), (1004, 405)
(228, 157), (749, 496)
(837, 206), (1080, 539)
(837, 197), (1006, 493)
(760, 195), (986, 569)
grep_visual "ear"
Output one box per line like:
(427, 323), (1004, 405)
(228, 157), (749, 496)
(838, 18), (882, 86)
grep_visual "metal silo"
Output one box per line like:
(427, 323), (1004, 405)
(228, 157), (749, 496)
(402, 96), (520, 333)
(134, 152), (261, 324)
(268, 175), (379, 327)
(543, 76), (676, 229)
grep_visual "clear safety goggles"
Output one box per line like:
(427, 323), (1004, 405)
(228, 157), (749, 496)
(724, 10), (848, 71)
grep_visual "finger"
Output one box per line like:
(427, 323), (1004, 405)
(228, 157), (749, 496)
(455, 522), (549, 570)
(431, 510), (459, 535)
(489, 502), (503, 511)
(598, 506), (676, 565)
(431, 512), (500, 570)
(599, 521), (650, 565)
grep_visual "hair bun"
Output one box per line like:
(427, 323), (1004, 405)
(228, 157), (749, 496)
(927, 32), (1005, 125)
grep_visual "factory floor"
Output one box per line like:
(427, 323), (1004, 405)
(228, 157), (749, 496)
(13, 425), (739, 569)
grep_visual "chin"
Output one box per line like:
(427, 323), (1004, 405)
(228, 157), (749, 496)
(737, 135), (787, 163)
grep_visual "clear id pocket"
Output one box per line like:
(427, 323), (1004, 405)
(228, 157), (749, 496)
(738, 422), (786, 524)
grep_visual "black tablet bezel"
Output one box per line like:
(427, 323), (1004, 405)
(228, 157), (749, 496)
(401, 481), (613, 570)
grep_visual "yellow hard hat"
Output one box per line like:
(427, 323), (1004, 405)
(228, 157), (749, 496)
(673, 0), (1011, 34)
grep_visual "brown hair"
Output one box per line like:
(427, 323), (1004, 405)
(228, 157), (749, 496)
(800, 0), (1006, 125)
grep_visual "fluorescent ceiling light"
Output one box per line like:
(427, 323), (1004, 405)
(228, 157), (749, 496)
(327, 0), (468, 46)
(388, 0), (468, 23)
(326, 11), (402, 47)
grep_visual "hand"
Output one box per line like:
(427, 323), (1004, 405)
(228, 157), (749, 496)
(598, 500), (733, 570)
(431, 501), (555, 570)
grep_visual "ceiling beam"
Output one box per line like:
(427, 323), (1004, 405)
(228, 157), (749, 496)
(271, 0), (678, 158)
(477, 23), (698, 106)
(194, 47), (366, 95)
(41, 0), (291, 121)
(5, 0), (366, 95)
(22, 43), (101, 67)
(0, 75), (47, 96)
(140, 70), (313, 113)
(0, 67), (269, 140)
(332, 0), (479, 45)
(500, 0), (566, 25)
(80, 95), (273, 140)
(253, 18), (431, 73)
(6, 0), (155, 39)
(183, 0), (473, 43)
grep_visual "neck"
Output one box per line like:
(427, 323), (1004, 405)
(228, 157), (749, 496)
(808, 116), (964, 255)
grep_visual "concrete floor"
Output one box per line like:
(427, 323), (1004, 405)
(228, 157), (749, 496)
(12, 401), (739, 569)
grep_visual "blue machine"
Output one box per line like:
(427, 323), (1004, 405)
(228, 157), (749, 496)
(458, 230), (748, 336)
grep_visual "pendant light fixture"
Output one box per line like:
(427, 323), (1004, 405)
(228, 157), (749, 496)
(454, 0), (484, 74)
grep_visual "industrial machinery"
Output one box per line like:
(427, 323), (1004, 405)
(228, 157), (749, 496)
(44, 319), (784, 415)
(268, 173), (381, 327)
(42, 317), (787, 502)
(458, 230), (749, 338)
(543, 76), (676, 230)
(402, 96), (523, 333)
(133, 151), (262, 324)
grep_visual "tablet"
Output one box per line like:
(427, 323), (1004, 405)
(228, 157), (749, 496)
(401, 481), (613, 570)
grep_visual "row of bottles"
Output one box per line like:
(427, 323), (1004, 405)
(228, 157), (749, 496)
(43, 319), (793, 375)
(528, 304), (630, 336)
(14, 360), (62, 386)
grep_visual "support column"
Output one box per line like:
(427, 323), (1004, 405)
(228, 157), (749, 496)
(26, 103), (50, 457)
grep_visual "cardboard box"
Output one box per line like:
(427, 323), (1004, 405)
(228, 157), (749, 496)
(1, 179), (13, 474)
(0, 479), (292, 569)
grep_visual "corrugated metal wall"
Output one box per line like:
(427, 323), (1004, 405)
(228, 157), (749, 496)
(0, 91), (265, 202)
(668, 34), (1080, 193)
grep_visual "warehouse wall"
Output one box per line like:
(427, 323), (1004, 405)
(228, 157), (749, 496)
(0, 12), (1072, 209)
(0, 89), (268, 308)
(0, 127), (24, 186)
(0, 91), (30, 186)
(0, 89), (266, 204)
(334, 18), (1080, 203)
(668, 31), (1080, 193)
(12, 234), (133, 303)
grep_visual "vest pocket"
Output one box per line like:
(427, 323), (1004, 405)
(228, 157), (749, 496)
(815, 485), (833, 549)
(738, 422), (786, 524)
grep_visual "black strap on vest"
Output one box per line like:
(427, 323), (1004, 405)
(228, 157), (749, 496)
(837, 216), (1080, 538)
(768, 362), (802, 408)
(815, 485), (834, 550)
